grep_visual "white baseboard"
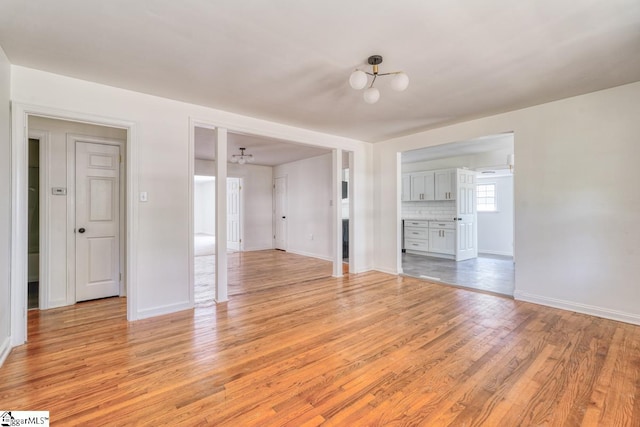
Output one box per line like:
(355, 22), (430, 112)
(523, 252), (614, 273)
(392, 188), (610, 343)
(479, 250), (513, 257)
(373, 266), (398, 275)
(514, 291), (640, 326)
(242, 245), (275, 252)
(286, 249), (333, 262)
(0, 336), (11, 367)
(136, 301), (192, 320)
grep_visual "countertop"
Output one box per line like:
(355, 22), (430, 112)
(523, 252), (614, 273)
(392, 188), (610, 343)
(403, 217), (454, 222)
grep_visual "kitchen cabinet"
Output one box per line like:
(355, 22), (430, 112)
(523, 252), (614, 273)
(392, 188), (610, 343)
(401, 174), (411, 202)
(404, 220), (429, 252)
(403, 169), (456, 202)
(434, 169), (456, 200)
(428, 221), (455, 255)
(410, 172), (435, 201)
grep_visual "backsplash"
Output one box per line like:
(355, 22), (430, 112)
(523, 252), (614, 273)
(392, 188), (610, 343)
(402, 200), (456, 220)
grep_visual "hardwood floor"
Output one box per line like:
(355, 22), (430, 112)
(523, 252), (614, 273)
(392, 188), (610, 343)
(2, 250), (640, 426)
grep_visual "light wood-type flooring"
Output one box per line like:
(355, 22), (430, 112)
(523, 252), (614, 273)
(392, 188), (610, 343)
(2, 250), (640, 426)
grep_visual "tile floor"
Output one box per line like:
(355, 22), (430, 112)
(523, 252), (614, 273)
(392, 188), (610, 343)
(402, 252), (515, 296)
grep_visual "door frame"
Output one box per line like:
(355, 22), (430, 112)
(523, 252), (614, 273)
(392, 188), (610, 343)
(10, 103), (139, 346)
(67, 135), (126, 304)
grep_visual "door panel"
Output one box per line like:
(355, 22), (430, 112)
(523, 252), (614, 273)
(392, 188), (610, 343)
(274, 177), (287, 250)
(76, 142), (120, 302)
(227, 178), (241, 251)
(455, 170), (478, 261)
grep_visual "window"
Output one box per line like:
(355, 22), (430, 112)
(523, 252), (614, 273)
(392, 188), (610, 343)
(477, 183), (497, 212)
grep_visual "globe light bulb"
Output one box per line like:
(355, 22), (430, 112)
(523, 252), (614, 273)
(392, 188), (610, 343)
(349, 70), (367, 90)
(391, 72), (409, 91)
(363, 87), (380, 104)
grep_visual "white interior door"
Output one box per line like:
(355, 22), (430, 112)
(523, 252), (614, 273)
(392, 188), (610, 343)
(227, 178), (241, 251)
(274, 176), (287, 250)
(75, 142), (120, 302)
(455, 169), (478, 261)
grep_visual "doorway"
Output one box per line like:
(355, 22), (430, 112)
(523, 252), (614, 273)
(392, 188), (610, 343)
(27, 137), (40, 309)
(11, 103), (138, 346)
(28, 116), (127, 309)
(193, 175), (242, 304)
(400, 133), (515, 296)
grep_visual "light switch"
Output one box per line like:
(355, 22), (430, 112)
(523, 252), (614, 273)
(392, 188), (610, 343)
(139, 191), (148, 202)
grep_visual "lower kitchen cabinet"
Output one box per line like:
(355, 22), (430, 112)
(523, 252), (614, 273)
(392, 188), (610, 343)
(428, 228), (455, 255)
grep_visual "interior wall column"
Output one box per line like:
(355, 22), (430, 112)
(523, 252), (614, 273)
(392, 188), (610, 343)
(332, 148), (343, 277)
(215, 127), (228, 302)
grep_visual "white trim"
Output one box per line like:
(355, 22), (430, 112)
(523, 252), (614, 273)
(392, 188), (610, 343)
(188, 115), (362, 152)
(514, 291), (640, 326)
(373, 267), (397, 276)
(332, 149), (343, 278)
(286, 249), (333, 263)
(241, 245), (276, 252)
(10, 102), (139, 346)
(136, 301), (193, 320)
(188, 119), (195, 308)
(478, 250), (514, 257)
(0, 336), (11, 366)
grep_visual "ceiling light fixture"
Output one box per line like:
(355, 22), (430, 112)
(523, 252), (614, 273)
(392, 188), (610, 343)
(349, 55), (409, 104)
(230, 147), (253, 165)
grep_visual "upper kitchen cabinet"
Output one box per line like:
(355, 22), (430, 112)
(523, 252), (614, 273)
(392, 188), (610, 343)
(434, 169), (456, 201)
(410, 171), (435, 201)
(401, 174), (411, 202)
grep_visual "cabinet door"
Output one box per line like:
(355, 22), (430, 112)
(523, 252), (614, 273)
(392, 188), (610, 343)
(410, 172), (434, 201)
(428, 229), (455, 255)
(401, 174), (411, 201)
(410, 174), (425, 201)
(442, 229), (455, 254)
(435, 169), (456, 200)
(428, 229), (442, 252)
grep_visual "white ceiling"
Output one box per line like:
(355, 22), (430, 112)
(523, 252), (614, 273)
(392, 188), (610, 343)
(195, 127), (330, 166)
(1, 1), (639, 143)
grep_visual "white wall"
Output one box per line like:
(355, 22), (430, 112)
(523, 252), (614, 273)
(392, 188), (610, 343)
(194, 178), (215, 235)
(0, 46), (11, 364)
(477, 175), (514, 256)
(403, 147), (513, 173)
(374, 81), (640, 324)
(11, 66), (370, 320)
(195, 159), (274, 250)
(274, 153), (333, 260)
(29, 116), (127, 308)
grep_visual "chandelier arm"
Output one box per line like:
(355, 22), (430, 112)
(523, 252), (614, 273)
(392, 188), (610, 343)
(369, 74), (378, 88)
(377, 71), (404, 76)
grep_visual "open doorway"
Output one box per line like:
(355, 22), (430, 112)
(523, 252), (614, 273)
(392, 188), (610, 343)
(21, 114), (128, 322)
(27, 137), (40, 309)
(193, 175), (242, 304)
(400, 133), (515, 296)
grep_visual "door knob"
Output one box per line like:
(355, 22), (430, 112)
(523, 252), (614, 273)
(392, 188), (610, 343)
(282, 216), (286, 219)
(78, 228), (86, 234)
